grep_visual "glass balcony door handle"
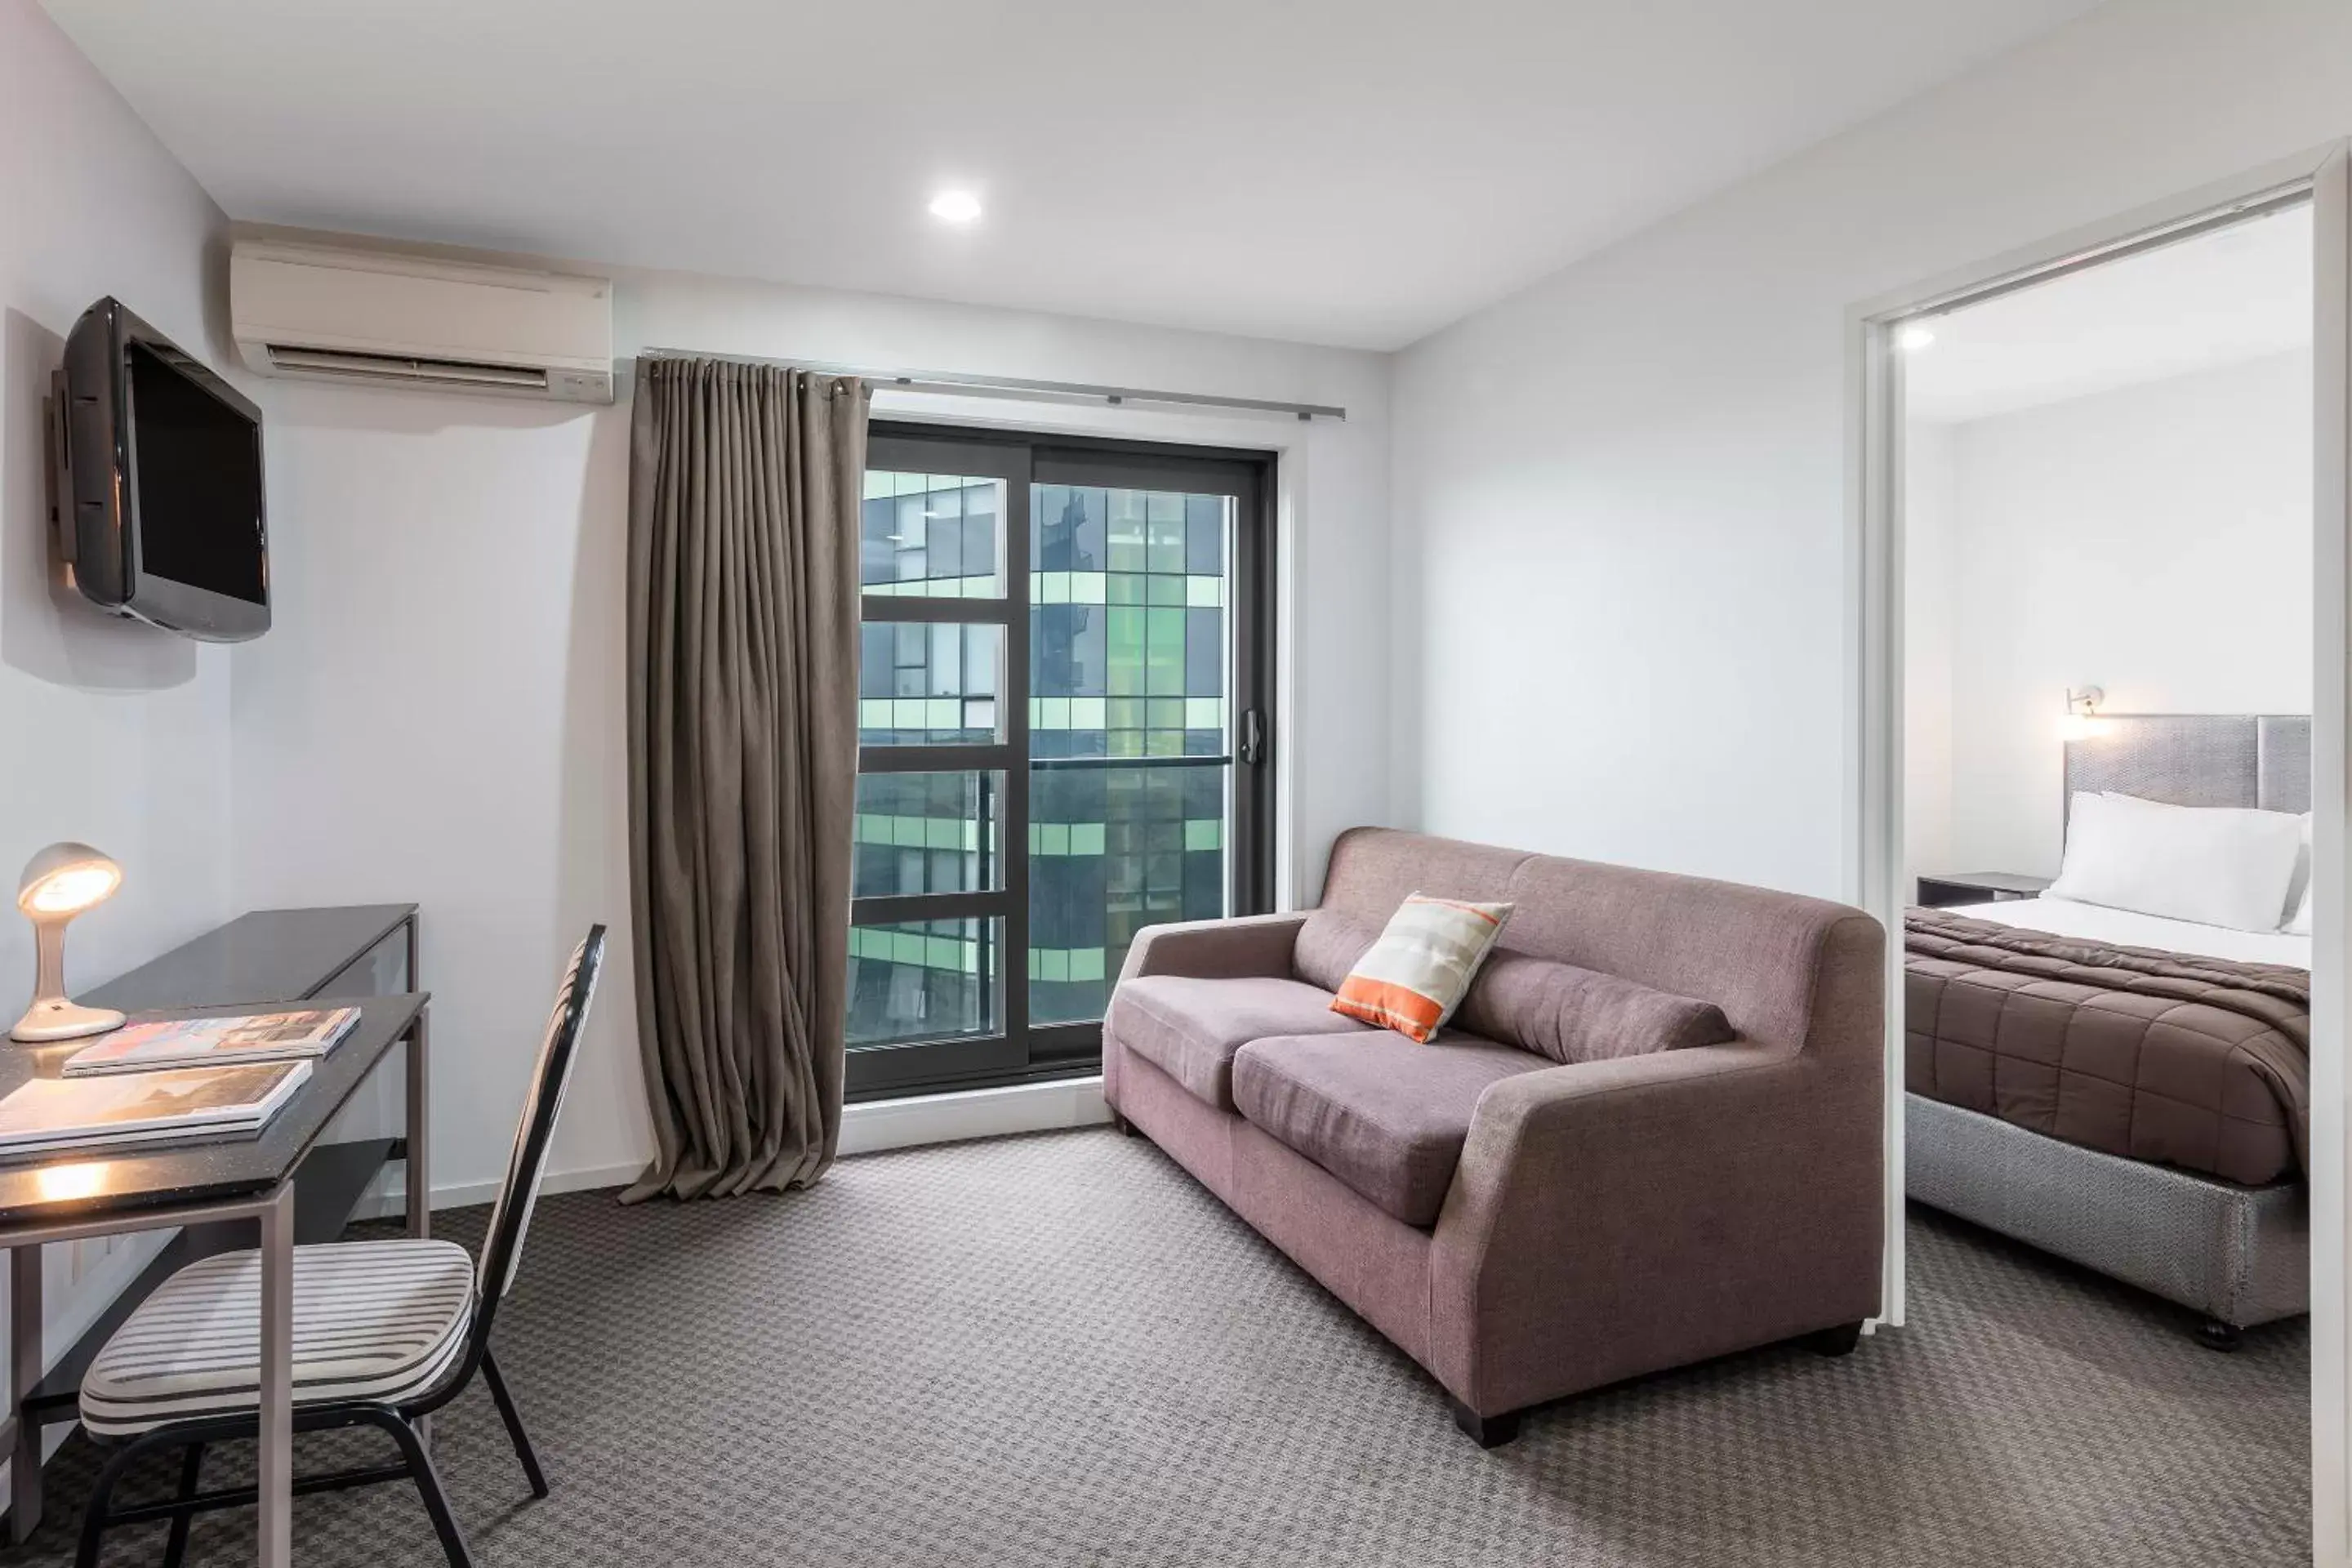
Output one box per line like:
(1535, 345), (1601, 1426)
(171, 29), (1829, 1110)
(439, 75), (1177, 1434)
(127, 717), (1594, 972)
(1240, 709), (1267, 767)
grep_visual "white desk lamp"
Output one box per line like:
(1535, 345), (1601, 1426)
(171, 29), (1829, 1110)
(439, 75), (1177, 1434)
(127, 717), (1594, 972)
(11, 843), (125, 1044)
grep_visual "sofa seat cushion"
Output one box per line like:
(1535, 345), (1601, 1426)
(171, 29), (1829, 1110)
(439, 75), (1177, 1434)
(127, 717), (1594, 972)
(1108, 976), (1371, 1111)
(1232, 1031), (1552, 1227)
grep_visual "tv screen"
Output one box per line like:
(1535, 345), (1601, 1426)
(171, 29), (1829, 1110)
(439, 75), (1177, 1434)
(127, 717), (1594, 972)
(56, 298), (269, 641)
(127, 342), (268, 607)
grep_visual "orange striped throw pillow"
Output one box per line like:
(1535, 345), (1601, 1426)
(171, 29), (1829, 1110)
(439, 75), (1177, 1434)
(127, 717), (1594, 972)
(1330, 893), (1515, 1042)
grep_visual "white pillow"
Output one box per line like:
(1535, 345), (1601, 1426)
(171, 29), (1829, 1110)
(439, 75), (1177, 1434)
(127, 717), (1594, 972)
(2285, 812), (2314, 934)
(2108, 794), (2312, 933)
(2047, 791), (2305, 933)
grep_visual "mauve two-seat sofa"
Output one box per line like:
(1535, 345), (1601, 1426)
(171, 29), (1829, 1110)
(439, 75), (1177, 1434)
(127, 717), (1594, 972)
(1102, 827), (1886, 1445)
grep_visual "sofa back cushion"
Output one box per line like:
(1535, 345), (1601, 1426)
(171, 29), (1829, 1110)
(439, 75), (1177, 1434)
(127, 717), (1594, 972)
(1313, 828), (1882, 1059)
(1453, 952), (1734, 1065)
(1292, 907), (1381, 994)
(1298, 830), (1529, 991)
(1316, 828), (1528, 922)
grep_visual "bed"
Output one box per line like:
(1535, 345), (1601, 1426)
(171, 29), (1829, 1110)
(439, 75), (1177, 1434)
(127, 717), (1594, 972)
(1904, 714), (2311, 1346)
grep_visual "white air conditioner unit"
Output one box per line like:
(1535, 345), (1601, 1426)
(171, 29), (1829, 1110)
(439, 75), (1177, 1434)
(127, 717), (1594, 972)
(230, 240), (614, 403)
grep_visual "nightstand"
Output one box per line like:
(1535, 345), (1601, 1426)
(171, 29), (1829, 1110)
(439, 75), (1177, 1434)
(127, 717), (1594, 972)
(1914, 871), (2053, 909)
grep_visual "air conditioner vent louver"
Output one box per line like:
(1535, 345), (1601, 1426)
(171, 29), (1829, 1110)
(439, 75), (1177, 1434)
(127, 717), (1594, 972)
(265, 346), (550, 390)
(232, 240), (614, 404)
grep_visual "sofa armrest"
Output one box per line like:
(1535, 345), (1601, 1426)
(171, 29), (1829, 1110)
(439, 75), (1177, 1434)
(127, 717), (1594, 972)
(1117, 912), (1312, 984)
(1429, 1042), (1882, 1413)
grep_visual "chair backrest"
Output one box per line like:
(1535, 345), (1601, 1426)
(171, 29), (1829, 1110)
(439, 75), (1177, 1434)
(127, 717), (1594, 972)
(477, 925), (606, 1307)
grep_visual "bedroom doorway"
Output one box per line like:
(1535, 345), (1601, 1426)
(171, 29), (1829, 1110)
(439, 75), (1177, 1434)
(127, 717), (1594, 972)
(1853, 144), (2352, 1567)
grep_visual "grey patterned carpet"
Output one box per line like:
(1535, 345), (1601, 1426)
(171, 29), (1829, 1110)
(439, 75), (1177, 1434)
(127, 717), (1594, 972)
(16, 1128), (2310, 1567)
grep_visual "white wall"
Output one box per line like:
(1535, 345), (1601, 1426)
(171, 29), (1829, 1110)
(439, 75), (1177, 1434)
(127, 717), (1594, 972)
(1389, 0), (2352, 900)
(232, 251), (1390, 1200)
(1902, 421), (1959, 880)
(0, 0), (235, 1040)
(1908, 350), (2313, 880)
(0, 0), (236, 1452)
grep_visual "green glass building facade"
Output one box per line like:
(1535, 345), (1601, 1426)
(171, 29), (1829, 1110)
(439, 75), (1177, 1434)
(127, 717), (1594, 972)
(849, 470), (1235, 1049)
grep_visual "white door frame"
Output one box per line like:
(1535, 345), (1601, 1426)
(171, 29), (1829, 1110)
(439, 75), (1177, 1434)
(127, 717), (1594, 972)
(1846, 140), (2350, 1568)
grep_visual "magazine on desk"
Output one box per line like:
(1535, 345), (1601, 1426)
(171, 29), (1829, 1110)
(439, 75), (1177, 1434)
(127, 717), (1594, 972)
(0, 1061), (312, 1159)
(60, 1006), (358, 1078)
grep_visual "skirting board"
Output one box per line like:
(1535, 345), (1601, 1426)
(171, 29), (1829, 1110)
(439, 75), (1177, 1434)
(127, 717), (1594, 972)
(352, 1074), (1112, 1218)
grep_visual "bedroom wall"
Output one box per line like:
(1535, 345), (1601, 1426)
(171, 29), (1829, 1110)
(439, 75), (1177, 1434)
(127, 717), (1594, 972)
(1913, 350), (2313, 882)
(1903, 421), (1959, 883)
(1388, 0), (2352, 900)
(230, 250), (1390, 1199)
(0, 0), (237, 1472)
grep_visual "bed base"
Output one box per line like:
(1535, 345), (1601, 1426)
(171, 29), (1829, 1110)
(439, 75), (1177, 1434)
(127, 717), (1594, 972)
(1906, 1094), (2306, 1334)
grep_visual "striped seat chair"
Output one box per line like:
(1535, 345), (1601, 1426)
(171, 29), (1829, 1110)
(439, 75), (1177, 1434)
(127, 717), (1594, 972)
(72, 926), (607, 1568)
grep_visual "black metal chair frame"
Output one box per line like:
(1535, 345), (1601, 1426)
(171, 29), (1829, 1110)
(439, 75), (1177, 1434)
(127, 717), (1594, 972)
(74, 925), (608, 1568)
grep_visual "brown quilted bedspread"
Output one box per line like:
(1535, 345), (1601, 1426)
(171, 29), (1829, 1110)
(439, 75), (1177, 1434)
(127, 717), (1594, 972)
(1904, 908), (2309, 1186)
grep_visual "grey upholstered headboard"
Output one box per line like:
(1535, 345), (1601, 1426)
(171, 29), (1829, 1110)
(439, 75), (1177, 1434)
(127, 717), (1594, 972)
(2062, 714), (2310, 824)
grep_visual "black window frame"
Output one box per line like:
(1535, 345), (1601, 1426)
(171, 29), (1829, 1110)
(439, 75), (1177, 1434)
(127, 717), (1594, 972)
(847, 421), (1276, 1101)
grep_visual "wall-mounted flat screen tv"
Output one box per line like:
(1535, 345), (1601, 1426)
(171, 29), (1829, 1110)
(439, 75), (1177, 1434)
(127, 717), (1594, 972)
(52, 296), (269, 641)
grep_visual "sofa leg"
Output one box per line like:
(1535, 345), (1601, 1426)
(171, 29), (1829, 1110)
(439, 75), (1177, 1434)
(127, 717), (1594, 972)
(1449, 1399), (1520, 1450)
(1111, 1113), (1135, 1138)
(1804, 1321), (1864, 1357)
(2198, 1318), (2243, 1352)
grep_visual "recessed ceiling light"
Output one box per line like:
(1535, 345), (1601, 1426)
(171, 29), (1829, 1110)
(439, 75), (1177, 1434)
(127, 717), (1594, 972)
(1897, 324), (1936, 351)
(929, 190), (982, 224)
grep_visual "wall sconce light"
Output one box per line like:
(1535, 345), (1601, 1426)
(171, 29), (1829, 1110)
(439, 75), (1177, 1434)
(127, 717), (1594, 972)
(2057, 686), (2108, 743)
(11, 843), (126, 1044)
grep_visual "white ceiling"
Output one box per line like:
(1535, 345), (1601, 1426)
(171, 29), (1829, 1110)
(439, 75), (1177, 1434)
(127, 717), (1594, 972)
(43, 0), (2104, 351)
(1904, 203), (2314, 424)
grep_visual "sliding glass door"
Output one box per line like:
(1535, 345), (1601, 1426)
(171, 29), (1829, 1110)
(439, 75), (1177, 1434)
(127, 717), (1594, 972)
(846, 425), (1274, 1098)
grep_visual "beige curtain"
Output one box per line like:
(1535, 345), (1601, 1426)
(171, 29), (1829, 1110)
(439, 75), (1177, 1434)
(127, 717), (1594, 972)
(621, 357), (864, 1200)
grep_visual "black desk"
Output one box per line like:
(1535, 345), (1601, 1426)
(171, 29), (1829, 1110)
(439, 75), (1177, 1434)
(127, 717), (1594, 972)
(2, 906), (428, 1568)
(1913, 871), (2052, 908)
(85, 906), (417, 1018)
